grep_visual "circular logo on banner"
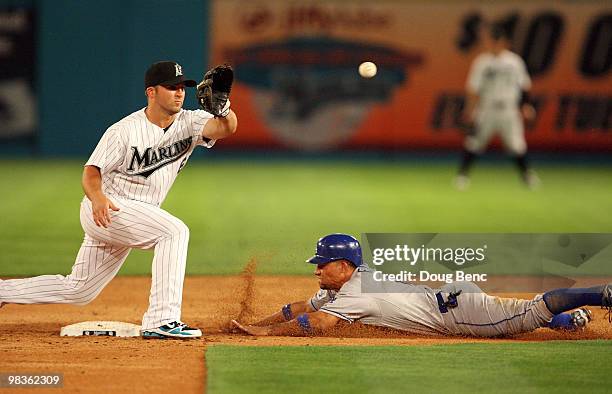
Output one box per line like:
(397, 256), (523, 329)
(225, 37), (423, 151)
(253, 88), (371, 151)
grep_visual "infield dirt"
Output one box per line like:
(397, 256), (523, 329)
(1, 275), (611, 393)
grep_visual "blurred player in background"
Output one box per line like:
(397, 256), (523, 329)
(455, 23), (539, 190)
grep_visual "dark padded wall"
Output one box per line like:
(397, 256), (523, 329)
(38, 0), (207, 156)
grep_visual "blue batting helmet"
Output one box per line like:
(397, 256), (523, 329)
(306, 233), (363, 267)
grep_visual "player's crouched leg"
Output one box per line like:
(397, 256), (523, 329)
(0, 240), (130, 306)
(62, 241), (132, 305)
(164, 217), (190, 244)
(0, 274), (105, 305)
(140, 212), (193, 335)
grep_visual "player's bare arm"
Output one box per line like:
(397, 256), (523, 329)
(232, 310), (340, 336)
(202, 109), (237, 140)
(520, 91), (536, 122)
(82, 165), (119, 228)
(250, 300), (314, 326)
(521, 103), (536, 121)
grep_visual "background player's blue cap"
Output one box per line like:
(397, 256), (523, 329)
(307, 233), (363, 267)
(144, 61), (197, 89)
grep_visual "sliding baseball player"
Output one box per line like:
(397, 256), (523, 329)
(232, 234), (610, 337)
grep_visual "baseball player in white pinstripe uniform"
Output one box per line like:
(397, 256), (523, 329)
(455, 24), (539, 190)
(0, 61), (237, 339)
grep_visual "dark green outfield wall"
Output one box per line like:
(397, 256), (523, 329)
(36, 0), (207, 156)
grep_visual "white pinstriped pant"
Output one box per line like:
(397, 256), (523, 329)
(465, 108), (527, 155)
(0, 197), (190, 330)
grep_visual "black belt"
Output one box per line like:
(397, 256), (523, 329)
(436, 290), (462, 314)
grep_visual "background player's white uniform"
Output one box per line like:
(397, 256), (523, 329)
(0, 108), (213, 330)
(465, 49), (531, 155)
(310, 266), (554, 337)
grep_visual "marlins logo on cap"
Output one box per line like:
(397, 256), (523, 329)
(144, 61), (196, 89)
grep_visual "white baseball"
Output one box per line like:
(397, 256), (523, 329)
(358, 62), (377, 78)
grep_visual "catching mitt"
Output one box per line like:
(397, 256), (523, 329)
(197, 65), (233, 117)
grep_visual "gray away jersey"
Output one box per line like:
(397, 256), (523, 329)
(309, 267), (450, 335)
(86, 108), (214, 206)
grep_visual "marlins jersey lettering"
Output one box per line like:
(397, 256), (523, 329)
(467, 49), (531, 111)
(86, 108), (214, 206)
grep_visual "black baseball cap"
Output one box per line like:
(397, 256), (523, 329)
(144, 61), (197, 89)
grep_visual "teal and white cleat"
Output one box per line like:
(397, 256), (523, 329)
(142, 321), (202, 339)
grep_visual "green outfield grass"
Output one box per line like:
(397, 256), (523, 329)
(1, 159), (611, 276)
(206, 341), (612, 394)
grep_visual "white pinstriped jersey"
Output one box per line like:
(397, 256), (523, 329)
(467, 49), (531, 111)
(86, 108), (214, 206)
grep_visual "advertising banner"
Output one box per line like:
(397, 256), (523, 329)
(211, 1), (611, 151)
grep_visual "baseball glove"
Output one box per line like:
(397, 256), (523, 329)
(197, 65), (233, 117)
